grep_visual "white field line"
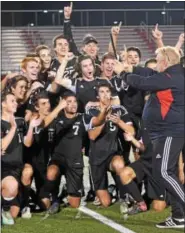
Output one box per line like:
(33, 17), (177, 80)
(79, 206), (136, 233)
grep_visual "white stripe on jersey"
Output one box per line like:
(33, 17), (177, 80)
(111, 105), (128, 115)
(86, 105), (129, 117)
(15, 117), (24, 120)
(82, 115), (93, 131)
(85, 105), (99, 115)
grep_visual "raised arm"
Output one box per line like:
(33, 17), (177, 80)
(24, 117), (42, 147)
(152, 24), (164, 48)
(108, 22), (122, 55)
(43, 99), (67, 128)
(49, 54), (76, 93)
(49, 58), (68, 93)
(1, 72), (19, 92)
(63, 2), (81, 56)
(91, 104), (111, 127)
(175, 33), (184, 52)
(87, 105), (111, 141)
(121, 72), (173, 91)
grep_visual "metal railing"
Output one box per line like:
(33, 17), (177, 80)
(2, 8), (184, 27)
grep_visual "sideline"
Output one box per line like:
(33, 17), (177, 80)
(79, 206), (136, 233)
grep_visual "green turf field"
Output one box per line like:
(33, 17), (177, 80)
(2, 204), (184, 233)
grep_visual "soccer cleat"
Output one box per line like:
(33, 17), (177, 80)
(85, 190), (95, 202)
(108, 185), (118, 204)
(47, 202), (60, 214)
(2, 210), (14, 225)
(122, 193), (136, 206)
(120, 201), (128, 220)
(127, 201), (147, 215)
(21, 207), (32, 219)
(156, 216), (185, 229)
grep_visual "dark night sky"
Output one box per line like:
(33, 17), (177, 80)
(1, 1), (184, 26)
(1, 1), (184, 10)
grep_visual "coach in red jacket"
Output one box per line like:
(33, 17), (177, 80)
(121, 46), (184, 229)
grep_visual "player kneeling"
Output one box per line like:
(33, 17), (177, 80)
(86, 83), (135, 207)
(120, 123), (166, 216)
(1, 92), (41, 225)
(39, 91), (110, 211)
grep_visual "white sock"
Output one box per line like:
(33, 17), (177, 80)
(3, 196), (14, 201)
(173, 217), (185, 222)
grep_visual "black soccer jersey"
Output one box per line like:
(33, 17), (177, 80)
(72, 77), (119, 112)
(50, 57), (77, 79)
(15, 103), (27, 118)
(1, 117), (27, 166)
(26, 86), (45, 112)
(86, 105), (132, 165)
(25, 122), (55, 166)
(52, 112), (93, 166)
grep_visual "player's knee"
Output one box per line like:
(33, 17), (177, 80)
(21, 164), (33, 184)
(70, 202), (80, 208)
(68, 196), (81, 208)
(100, 197), (111, 207)
(111, 157), (125, 174)
(10, 206), (20, 218)
(2, 177), (18, 196)
(120, 167), (134, 184)
(40, 198), (51, 210)
(152, 200), (166, 212)
(97, 191), (111, 207)
(47, 165), (59, 181)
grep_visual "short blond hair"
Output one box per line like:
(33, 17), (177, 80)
(155, 46), (180, 66)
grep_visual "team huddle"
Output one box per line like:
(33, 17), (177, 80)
(1, 3), (185, 230)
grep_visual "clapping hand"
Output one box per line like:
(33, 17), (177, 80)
(109, 113), (120, 125)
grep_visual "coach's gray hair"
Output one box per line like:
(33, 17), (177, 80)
(155, 46), (180, 66)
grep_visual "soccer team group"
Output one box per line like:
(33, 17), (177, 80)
(1, 3), (185, 229)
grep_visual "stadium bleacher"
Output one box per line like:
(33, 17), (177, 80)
(2, 25), (183, 74)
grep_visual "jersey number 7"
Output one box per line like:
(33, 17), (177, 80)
(73, 125), (79, 135)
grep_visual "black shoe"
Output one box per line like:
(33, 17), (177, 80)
(85, 190), (95, 202)
(156, 216), (185, 229)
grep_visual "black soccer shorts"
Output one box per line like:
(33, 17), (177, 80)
(1, 164), (23, 183)
(65, 165), (83, 198)
(49, 152), (83, 197)
(129, 159), (166, 201)
(90, 154), (116, 191)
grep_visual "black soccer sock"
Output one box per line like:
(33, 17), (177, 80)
(113, 174), (127, 199)
(52, 189), (59, 203)
(119, 185), (127, 199)
(22, 185), (31, 207)
(39, 179), (57, 199)
(2, 196), (14, 211)
(124, 180), (144, 202)
(52, 177), (60, 203)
